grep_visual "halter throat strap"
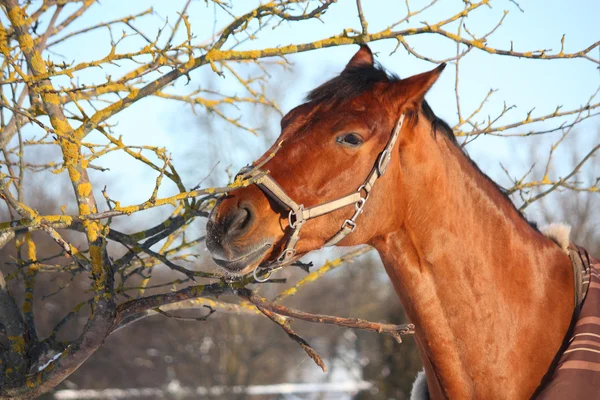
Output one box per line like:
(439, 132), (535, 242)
(238, 114), (405, 274)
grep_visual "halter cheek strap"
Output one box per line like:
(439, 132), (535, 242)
(236, 114), (405, 276)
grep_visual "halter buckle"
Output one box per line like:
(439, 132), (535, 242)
(288, 205), (305, 229)
(377, 150), (390, 175)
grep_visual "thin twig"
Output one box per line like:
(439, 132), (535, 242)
(238, 288), (414, 343)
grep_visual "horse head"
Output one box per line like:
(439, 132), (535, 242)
(206, 45), (445, 276)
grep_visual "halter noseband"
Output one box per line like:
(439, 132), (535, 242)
(235, 114), (405, 281)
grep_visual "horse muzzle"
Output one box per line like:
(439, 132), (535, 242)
(206, 197), (274, 274)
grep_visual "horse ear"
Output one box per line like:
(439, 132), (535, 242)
(393, 63), (446, 109)
(344, 45), (374, 71)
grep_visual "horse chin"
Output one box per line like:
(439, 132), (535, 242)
(212, 242), (272, 276)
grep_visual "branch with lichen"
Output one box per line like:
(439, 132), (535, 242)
(0, 0), (598, 397)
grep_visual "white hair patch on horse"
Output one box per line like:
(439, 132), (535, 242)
(541, 223), (571, 254)
(411, 370), (429, 400)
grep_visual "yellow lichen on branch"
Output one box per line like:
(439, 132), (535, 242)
(0, 0), (598, 398)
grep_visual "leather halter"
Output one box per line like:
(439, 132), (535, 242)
(235, 115), (405, 281)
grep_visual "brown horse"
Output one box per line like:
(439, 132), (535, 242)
(206, 45), (586, 398)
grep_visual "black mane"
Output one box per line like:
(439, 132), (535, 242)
(305, 63), (458, 145)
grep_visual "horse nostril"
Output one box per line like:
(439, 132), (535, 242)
(226, 204), (255, 236)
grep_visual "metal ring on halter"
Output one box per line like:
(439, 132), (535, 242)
(357, 185), (370, 201)
(253, 267), (272, 283)
(278, 248), (296, 262)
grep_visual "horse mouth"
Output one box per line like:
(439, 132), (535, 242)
(212, 243), (272, 274)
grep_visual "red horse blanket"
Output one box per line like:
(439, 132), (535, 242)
(536, 245), (600, 398)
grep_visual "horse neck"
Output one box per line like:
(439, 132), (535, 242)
(371, 122), (574, 399)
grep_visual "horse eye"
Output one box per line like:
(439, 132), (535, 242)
(336, 133), (363, 147)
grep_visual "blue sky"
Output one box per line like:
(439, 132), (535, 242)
(18, 0), (600, 225)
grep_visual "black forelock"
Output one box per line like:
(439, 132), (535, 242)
(305, 62), (457, 145)
(305, 62), (398, 104)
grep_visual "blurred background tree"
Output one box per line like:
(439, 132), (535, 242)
(0, 0), (598, 398)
